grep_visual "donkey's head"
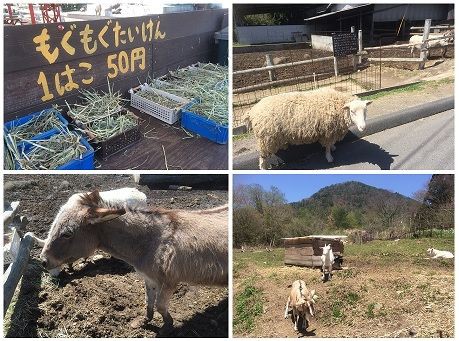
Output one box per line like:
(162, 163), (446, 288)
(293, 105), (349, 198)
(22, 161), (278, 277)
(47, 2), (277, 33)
(40, 191), (126, 270)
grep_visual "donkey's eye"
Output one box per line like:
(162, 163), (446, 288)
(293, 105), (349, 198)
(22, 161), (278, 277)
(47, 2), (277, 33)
(62, 230), (74, 239)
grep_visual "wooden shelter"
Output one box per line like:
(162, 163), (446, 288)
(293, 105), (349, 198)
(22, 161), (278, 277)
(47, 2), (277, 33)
(283, 235), (347, 268)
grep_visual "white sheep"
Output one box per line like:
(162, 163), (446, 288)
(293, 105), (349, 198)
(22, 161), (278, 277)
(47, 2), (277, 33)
(427, 248), (454, 259)
(409, 35), (424, 57)
(245, 88), (372, 169)
(410, 33), (451, 58)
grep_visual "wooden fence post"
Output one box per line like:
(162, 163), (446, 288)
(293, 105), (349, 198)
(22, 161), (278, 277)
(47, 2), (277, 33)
(351, 26), (357, 71)
(265, 54), (277, 81)
(358, 29), (363, 65)
(419, 19), (431, 70)
(3, 233), (37, 315)
(333, 57), (338, 77)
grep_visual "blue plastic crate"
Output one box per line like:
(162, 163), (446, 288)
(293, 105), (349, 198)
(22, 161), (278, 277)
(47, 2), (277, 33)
(4, 109), (69, 149)
(181, 110), (228, 145)
(16, 133), (95, 170)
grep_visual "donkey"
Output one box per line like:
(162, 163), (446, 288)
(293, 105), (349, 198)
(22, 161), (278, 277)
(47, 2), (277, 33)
(320, 244), (334, 282)
(40, 190), (228, 331)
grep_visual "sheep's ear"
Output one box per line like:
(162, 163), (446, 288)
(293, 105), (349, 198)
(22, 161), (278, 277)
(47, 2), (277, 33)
(365, 100), (373, 106)
(343, 102), (351, 110)
(87, 207), (126, 225)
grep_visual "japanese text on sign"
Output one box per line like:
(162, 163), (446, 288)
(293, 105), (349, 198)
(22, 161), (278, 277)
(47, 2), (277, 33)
(32, 19), (166, 101)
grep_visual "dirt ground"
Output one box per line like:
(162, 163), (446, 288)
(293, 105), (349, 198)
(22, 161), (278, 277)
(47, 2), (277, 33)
(233, 241), (454, 338)
(4, 174), (228, 338)
(233, 43), (454, 89)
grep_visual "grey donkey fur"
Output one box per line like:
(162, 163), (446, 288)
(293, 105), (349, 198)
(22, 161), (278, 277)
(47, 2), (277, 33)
(40, 190), (228, 330)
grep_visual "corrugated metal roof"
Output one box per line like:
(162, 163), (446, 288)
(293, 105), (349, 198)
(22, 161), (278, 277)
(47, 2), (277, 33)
(304, 4), (372, 21)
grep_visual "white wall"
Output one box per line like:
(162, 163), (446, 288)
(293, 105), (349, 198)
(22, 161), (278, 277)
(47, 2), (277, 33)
(236, 25), (310, 45)
(311, 34), (333, 52)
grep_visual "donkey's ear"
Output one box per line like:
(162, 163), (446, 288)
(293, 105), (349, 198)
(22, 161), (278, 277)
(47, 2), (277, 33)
(80, 190), (102, 207)
(87, 207), (126, 225)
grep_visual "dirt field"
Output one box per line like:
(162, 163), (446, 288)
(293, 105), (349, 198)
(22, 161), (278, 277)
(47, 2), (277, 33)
(4, 174), (228, 338)
(233, 238), (454, 338)
(233, 43), (454, 88)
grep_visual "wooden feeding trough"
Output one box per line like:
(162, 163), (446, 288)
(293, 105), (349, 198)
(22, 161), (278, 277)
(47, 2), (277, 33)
(282, 235), (347, 269)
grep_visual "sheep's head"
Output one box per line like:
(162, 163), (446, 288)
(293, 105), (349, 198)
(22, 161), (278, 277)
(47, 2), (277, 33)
(343, 99), (372, 132)
(40, 191), (126, 271)
(427, 248), (434, 257)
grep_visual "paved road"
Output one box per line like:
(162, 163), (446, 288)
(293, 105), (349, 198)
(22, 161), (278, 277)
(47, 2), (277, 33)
(233, 110), (454, 170)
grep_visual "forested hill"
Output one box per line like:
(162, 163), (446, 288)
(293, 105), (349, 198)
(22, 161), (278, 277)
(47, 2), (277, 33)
(289, 181), (419, 229)
(292, 181), (418, 215)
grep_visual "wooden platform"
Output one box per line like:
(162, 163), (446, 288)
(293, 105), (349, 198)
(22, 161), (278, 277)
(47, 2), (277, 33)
(97, 109), (228, 170)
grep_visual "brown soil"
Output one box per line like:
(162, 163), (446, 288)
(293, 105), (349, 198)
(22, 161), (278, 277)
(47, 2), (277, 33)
(233, 48), (351, 89)
(233, 250), (454, 338)
(4, 174), (228, 338)
(233, 43), (454, 89)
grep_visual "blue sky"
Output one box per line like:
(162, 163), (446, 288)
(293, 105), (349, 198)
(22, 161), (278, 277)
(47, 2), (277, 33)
(233, 174), (433, 202)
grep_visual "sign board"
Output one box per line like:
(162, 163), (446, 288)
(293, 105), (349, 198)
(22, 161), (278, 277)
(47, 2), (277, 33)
(332, 32), (358, 57)
(4, 9), (227, 121)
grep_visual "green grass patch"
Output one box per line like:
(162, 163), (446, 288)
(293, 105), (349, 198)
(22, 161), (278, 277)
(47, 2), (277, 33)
(233, 248), (284, 268)
(345, 292), (359, 305)
(345, 237), (454, 259)
(233, 279), (264, 334)
(361, 82), (425, 101)
(361, 76), (453, 101)
(233, 132), (252, 141)
(331, 301), (345, 320)
(366, 303), (376, 318)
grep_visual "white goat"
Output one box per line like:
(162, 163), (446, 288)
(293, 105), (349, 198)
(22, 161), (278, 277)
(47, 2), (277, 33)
(284, 280), (317, 331)
(427, 248), (454, 259)
(320, 244), (334, 281)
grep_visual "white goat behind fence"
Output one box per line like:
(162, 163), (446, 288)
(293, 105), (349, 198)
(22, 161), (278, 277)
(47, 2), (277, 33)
(320, 244), (334, 281)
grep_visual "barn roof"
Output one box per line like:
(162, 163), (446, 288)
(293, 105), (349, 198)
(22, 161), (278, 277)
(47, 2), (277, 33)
(304, 4), (372, 22)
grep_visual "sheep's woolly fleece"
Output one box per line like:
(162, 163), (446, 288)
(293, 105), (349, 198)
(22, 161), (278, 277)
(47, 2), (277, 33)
(246, 88), (357, 155)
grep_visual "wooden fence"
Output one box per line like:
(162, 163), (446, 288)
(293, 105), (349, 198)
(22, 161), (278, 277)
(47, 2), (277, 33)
(4, 9), (227, 121)
(3, 202), (45, 315)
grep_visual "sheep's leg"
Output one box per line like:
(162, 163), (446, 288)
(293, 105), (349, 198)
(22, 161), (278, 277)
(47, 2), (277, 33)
(325, 145), (334, 163)
(302, 315), (307, 330)
(157, 285), (175, 332)
(284, 296), (291, 319)
(145, 280), (157, 320)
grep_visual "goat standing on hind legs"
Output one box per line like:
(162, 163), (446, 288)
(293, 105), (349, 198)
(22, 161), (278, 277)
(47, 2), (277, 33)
(320, 244), (334, 282)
